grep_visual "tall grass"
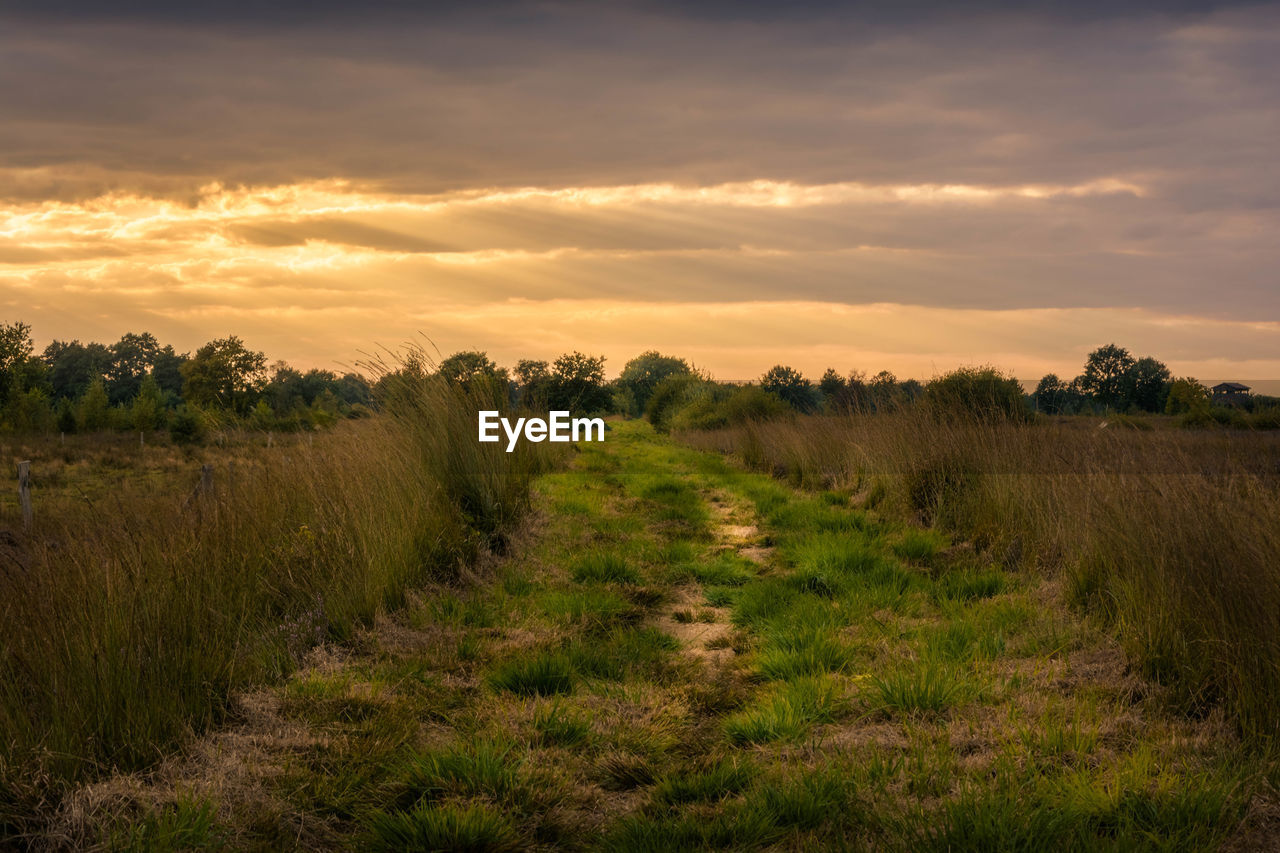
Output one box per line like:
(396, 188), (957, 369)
(680, 414), (1280, 741)
(0, 357), (556, 833)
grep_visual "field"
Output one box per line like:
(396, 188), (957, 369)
(4, 417), (1277, 849)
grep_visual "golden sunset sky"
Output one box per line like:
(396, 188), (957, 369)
(2, 1), (1278, 381)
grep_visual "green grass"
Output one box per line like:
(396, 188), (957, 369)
(395, 742), (524, 809)
(934, 567), (1007, 602)
(747, 769), (854, 831)
(571, 550), (642, 585)
(488, 651), (576, 696)
(757, 624), (857, 679)
(56, 418), (1267, 850)
(539, 588), (638, 630)
(892, 528), (949, 564)
(108, 796), (223, 852)
(871, 664), (971, 717)
(725, 676), (845, 744)
(651, 758), (752, 806)
(365, 802), (521, 853)
(532, 700), (591, 747)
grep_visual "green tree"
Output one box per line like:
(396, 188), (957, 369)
(869, 370), (900, 412)
(547, 352), (610, 412)
(106, 331), (160, 404)
(0, 321), (36, 406)
(56, 398), (77, 433)
(1079, 344), (1136, 409)
(514, 359), (551, 410)
(180, 336), (267, 413)
(1033, 374), (1068, 414)
(151, 345), (188, 398)
(1125, 356), (1172, 413)
(6, 388), (55, 433)
(438, 351), (504, 386)
(44, 339), (110, 401)
(761, 365), (818, 413)
(130, 374), (166, 431)
(77, 378), (111, 432)
(818, 368), (850, 411)
(1165, 377), (1210, 415)
(845, 370), (871, 412)
(618, 351), (692, 416)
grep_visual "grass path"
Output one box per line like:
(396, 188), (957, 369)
(65, 421), (1268, 850)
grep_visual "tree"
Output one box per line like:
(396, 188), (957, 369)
(869, 370), (900, 412)
(618, 351), (692, 415)
(547, 352), (610, 412)
(0, 321), (36, 405)
(130, 374), (166, 430)
(106, 331), (160, 405)
(845, 370), (871, 412)
(1165, 377), (1209, 415)
(180, 336), (268, 413)
(334, 373), (372, 408)
(1033, 374), (1068, 414)
(5, 388), (55, 433)
(77, 378), (111, 432)
(760, 365), (818, 413)
(151, 345), (188, 398)
(818, 368), (848, 411)
(515, 359), (551, 410)
(266, 362), (306, 412)
(1079, 344), (1136, 409)
(1125, 356), (1171, 413)
(438, 351), (503, 386)
(44, 339), (110, 401)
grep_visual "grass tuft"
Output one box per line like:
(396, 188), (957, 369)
(488, 651), (576, 696)
(571, 550), (641, 585)
(365, 802), (521, 853)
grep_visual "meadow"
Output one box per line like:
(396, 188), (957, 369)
(4, 415), (1275, 849)
(679, 414), (1280, 746)
(0, 371), (554, 843)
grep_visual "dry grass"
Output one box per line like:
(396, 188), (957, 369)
(679, 413), (1280, 743)
(0, 366), (556, 838)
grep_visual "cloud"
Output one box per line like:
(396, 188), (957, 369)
(0, 1), (1276, 374)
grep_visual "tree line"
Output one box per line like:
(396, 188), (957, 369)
(0, 322), (372, 440)
(4, 322), (1273, 439)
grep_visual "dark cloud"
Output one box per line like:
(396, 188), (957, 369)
(0, 0), (1277, 328)
(0, 0), (1255, 26)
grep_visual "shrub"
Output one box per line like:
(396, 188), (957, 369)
(168, 404), (207, 445)
(646, 374), (701, 432)
(924, 366), (1029, 424)
(760, 365), (819, 413)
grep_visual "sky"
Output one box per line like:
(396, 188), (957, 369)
(1, 0), (1278, 381)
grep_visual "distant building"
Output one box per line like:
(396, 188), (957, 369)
(1211, 382), (1251, 407)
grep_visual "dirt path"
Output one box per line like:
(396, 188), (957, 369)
(55, 421), (1269, 851)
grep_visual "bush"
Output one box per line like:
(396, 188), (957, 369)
(646, 374), (701, 432)
(168, 405), (207, 445)
(924, 367), (1029, 424)
(721, 387), (790, 425)
(667, 385), (790, 433)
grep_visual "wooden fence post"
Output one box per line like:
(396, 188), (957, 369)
(200, 463), (213, 495)
(17, 460), (32, 531)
